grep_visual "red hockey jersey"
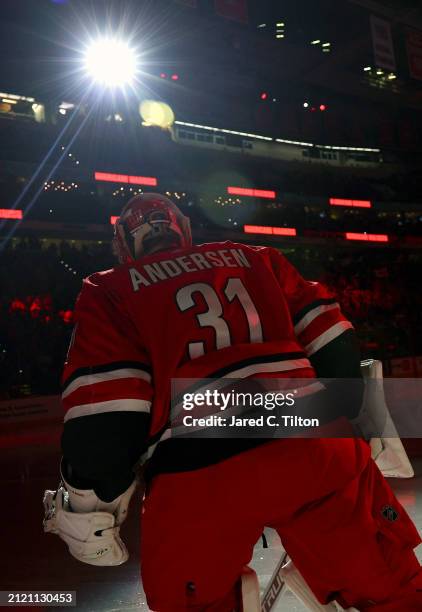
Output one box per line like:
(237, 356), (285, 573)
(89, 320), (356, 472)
(62, 241), (352, 455)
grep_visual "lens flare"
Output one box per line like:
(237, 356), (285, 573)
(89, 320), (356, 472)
(84, 39), (137, 87)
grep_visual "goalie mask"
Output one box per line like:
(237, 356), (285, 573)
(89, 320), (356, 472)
(113, 193), (192, 263)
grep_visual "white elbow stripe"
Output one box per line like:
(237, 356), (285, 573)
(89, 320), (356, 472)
(62, 368), (151, 399)
(305, 321), (354, 356)
(294, 302), (340, 336)
(64, 398), (151, 422)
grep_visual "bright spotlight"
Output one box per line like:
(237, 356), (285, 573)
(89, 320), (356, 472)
(84, 39), (137, 87)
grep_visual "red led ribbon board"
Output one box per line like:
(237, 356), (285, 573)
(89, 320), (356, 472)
(227, 187), (276, 199)
(330, 198), (372, 208)
(244, 225), (296, 236)
(0, 209), (23, 219)
(345, 232), (388, 242)
(95, 172), (157, 186)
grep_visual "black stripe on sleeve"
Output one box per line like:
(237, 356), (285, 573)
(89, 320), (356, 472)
(62, 360), (152, 393)
(293, 298), (337, 327)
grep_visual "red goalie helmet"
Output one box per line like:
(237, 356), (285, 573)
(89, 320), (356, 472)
(113, 193), (192, 263)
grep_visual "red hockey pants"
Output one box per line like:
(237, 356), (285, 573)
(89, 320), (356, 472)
(140, 439), (421, 611)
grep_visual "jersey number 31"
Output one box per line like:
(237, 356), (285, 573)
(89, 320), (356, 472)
(176, 278), (263, 359)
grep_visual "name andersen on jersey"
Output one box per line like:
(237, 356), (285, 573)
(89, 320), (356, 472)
(129, 248), (251, 290)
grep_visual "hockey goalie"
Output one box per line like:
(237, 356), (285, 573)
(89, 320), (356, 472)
(44, 193), (421, 611)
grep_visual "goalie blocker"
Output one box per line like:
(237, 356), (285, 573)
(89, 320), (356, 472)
(43, 468), (137, 566)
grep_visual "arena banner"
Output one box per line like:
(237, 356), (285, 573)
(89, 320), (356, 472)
(214, 0), (248, 24)
(370, 15), (396, 72)
(406, 28), (422, 81)
(0, 394), (62, 429)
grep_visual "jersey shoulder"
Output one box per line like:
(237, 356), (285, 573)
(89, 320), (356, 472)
(192, 240), (288, 277)
(78, 268), (123, 307)
(85, 267), (117, 284)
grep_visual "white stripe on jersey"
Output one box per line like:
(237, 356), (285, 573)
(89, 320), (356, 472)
(294, 302), (340, 336)
(64, 398), (151, 422)
(283, 380), (326, 398)
(170, 357), (314, 420)
(304, 321), (353, 356)
(225, 358), (312, 378)
(62, 368), (151, 399)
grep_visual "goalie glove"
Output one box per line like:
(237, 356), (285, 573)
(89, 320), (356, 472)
(43, 475), (137, 566)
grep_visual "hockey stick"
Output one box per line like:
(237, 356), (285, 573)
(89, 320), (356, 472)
(260, 549), (289, 612)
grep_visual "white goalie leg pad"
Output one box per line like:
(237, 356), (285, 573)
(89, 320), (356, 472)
(240, 566), (260, 612)
(361, 359), (414, 478)
(43, 478), (137, 566)
(280, 560), (338, 611)
(280, 561), (359, 612)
